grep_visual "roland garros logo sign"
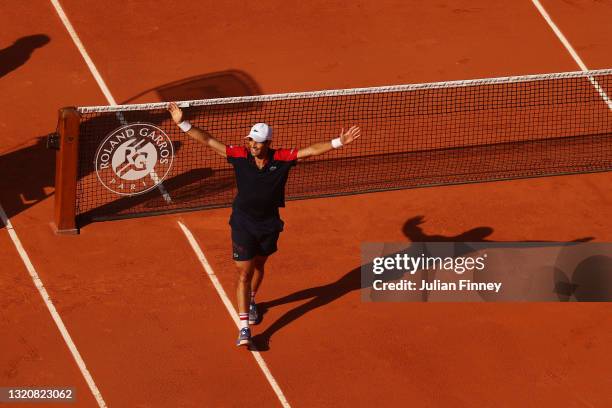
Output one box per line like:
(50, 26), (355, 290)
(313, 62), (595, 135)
(94, 123), (174, 196)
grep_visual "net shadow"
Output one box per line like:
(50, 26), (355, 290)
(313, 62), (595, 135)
(121, 70), (262, 104)
(77, 130), (612, 223)
(77, 167), (235, 227)
(0, 137), (55, 221)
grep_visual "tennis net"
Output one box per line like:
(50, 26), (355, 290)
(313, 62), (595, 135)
(54, 69), (612, 230)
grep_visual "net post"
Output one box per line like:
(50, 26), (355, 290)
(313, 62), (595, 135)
(53, 107), (80, 235)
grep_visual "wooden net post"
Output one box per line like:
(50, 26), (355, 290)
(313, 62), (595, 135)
(53, 107), (80, 234)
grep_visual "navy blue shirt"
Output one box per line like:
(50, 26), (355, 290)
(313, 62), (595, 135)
(226, 145), (298, 219)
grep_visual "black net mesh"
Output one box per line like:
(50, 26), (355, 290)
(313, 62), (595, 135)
(74, 71), (612, 222)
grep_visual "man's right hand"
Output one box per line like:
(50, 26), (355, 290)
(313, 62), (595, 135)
(166, 102), (226, 157)
(167, 102), (183, 124)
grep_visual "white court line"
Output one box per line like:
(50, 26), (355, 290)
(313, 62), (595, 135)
(531, 0), (612, 110)
(0, 205), (108, 408)
(177, 221), (292, 408)
(49, 0), (116, 105)
(49, 0), (173, 202)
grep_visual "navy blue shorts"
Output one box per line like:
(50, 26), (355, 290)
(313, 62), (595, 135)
(230, 211), (284, 261)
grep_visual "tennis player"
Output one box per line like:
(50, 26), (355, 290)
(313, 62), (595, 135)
(168, 102), (361, 347)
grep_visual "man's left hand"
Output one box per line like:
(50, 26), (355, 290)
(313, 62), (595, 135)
(340, 125), (361, 145)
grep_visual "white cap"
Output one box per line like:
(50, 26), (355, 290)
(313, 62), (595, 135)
(246, 123), (272, 142)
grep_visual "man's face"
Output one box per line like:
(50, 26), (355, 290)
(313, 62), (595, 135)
(246, 138), (269, 158)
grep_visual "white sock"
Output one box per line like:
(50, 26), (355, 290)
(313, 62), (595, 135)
(239, 313), (249, 329)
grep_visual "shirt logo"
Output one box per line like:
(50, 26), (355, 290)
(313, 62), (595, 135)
(269, 166), (277, 171)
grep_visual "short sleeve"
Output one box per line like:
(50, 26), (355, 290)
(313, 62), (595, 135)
(273, 148), (298, 164)
(226, 145), (247, 163)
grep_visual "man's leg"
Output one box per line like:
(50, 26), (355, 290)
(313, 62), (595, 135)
(251, 255), (268, 296)
(235, 259), (255, 346)
(249, 255), (268, 324)
(236, 259), (255, 318)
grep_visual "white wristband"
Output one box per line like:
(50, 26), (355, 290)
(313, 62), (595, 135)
(331, 137), (343, 149)
(178, 120), (192, 132)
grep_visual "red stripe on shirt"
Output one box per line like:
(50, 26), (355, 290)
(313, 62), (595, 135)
(226, 145), (248, 158)
(273, 148), (298, 161)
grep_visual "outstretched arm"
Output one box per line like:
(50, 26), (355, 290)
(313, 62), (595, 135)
(167, 102), (227, 157)
(297, 126), (361, 160)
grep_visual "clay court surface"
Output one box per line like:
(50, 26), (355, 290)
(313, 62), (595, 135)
(1, 1), (612, 407)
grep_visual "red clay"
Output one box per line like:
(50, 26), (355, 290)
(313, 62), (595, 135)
(0, 229), (99, 407)
(539, 0), (612, 70)
(184, 175), (612, 407)
(1, 0), (611, 407)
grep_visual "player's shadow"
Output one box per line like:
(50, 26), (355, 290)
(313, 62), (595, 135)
(0, 34), (50, 78)
(251, 216), (492, 350)
(251, 216), (594, 351)
(0, 137), (55, 223)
